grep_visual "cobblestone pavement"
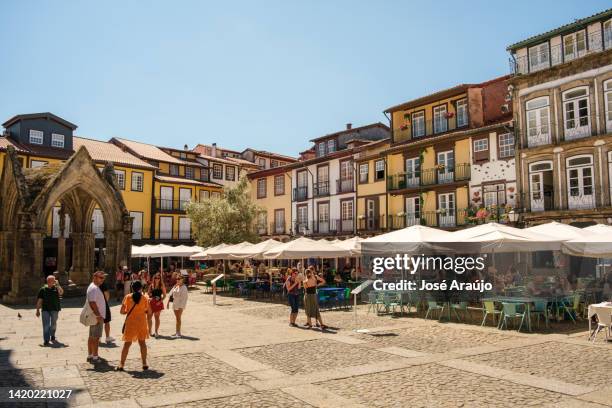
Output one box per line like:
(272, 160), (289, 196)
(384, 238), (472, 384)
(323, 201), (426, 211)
(79, 352), (255, 402)
(355, 323), (513, 352)
(165, 390), (313, 408)
(319, 363), (564, 408)
(0, 293), (610, 408)
(466, 341), (612, 387)
(237, 338), (404, 375)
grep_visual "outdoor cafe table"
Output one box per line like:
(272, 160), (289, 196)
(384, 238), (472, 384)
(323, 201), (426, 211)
(587, 302), (612, 340)
(483, 296), (549, 332)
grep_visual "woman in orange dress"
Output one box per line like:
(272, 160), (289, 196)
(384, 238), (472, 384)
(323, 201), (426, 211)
(115, 280), (150, 371)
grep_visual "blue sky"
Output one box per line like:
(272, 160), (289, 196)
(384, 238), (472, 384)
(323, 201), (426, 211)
(0, 1), (608, 156)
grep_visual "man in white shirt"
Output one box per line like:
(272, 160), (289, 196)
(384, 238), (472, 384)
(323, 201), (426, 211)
(86, 271), (107, 363)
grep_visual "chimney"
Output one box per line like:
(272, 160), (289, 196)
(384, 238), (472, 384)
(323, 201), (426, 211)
(212, 143), (217, 157)
(183, 144), (188, 151)
(346, 123), (352, 130)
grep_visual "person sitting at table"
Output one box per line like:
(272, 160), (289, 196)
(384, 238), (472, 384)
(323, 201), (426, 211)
(333, 272), (343, 286)
(602, 273), (612, 301)
(257, 262), (266, 277)
(303, 267), (326, 329)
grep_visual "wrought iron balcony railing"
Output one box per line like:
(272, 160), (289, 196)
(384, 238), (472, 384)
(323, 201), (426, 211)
(155, 230), (193, 240)
(155, 199), (190, 211)
(393, 114), (469, 142)
(387, 164), (471, 191)
(518, 187), (612, 213)
(356, 215), (387, 232)
(270, 221), (286, 235)
(313, 182), (330, 197)
(336, 178), (354, 194)
(292, 186), (308, 202)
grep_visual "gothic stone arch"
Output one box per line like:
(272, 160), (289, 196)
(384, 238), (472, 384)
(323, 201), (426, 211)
(0, 146), (132, 304)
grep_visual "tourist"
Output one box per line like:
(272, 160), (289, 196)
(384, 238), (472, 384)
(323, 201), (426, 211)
(303, 267), (326, 329)
(147, 272), (166, 338)
(123, 266), (132, 297)
(167, 274), (188, 338)
(86, 271), (107, 363)
(115, 280), (149, 371)
(115, 266), (125, 302)
(36, 275), (63, 346)
(99, 278), (115, 344)
(284, 268), (300, 327)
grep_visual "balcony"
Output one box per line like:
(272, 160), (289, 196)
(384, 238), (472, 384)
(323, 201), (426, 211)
(292, 186), (308, 202)
(257, 223), (268, 235)
(270, 221), (286, 235)
(337, 178), (355, 194)
(155, 199), (190, 212)
(357, 215), (386, 232)
(519, 187), (612, 214)
(387, 164), (471, 191)
(393, 114), (469, 142)
(155, 230), (193, 241)
(510, 30), (610, 75)
(388, 209), (468, 229)
(520, 120), (598, 148)
(313, 182), (330, 197)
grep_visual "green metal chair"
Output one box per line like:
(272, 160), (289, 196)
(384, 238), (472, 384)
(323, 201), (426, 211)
(499, 302), (526, 331)
(480, 301), (502, 327)
(425, 300), (445, 320)
(383, 292), (404, 315)
(451, 301), (469, 322)
(531, 300), (550, 328)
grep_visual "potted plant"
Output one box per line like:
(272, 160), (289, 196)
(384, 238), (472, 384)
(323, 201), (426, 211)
(444, 112), (455, 119)
(400, 124), (409, 131)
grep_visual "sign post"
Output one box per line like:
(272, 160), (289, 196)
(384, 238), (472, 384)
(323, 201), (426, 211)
(350, 279), (374, 333)
(211, 274), (224, 306)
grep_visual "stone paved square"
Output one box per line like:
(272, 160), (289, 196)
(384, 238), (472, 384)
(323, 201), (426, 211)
(165, 390), (314, 408)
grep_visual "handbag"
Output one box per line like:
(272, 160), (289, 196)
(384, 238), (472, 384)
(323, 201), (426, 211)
(79, 301), (98, 326)
(121, 301), (139, 334)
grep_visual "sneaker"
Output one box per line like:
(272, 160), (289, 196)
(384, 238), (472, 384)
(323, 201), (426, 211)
(91, 356), (100, 363)
(171, 333), (181, 339)
(106, 336), (115, 344)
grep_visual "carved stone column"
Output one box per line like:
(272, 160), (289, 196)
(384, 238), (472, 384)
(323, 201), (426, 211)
(0, 230), (14, 294)
(70, 232), (95, 286)
(3, 230), (44, 304)
(56, 206), (68, 286)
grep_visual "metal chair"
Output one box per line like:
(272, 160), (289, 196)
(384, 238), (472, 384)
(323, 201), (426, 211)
(499, 302), (526, 331)
(425, 300), (445, 320)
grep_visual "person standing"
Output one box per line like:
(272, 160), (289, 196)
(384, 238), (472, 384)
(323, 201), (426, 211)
(36, 275), (63, 346)
(115, 266), (125, 302)
(86, 271), (107, 363)
(284, 269), (300, 327)
(167, 275), (188, 338)
(99, 279), (115, 344)
(303, 267), (326, 329)
(147, 273), (166, 338)
(115, 280), (149, 371)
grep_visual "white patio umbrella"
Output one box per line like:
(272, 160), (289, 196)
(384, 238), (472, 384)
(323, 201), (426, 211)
(228, 239), (283, 260)
(562, 234), (612, 258)
(205, 241), (255, 260)
(525, 221), (590, 241)
(362, 225), (453, 254)
(262, 237), (351, 259)
(190, 243), (229, 260)
(583, 224), (612, 235)
(334, 236), (364, 256)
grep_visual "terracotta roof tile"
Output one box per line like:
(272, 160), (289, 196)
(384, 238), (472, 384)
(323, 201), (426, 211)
(113, 138), (184, 164)
(155, 174), (222, 188)
(73, 137), (156, 170)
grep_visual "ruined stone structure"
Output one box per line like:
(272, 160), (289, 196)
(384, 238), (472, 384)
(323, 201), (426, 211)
(0, 146), (132, 304)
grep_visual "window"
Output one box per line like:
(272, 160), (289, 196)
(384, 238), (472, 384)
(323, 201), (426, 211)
(563, 30), (586, 62)
(170, 164), (179, 176)
(341, 200), (353, 220)
(211, 191), (221, 199)
(212, 164), (223, 179)
(199, 190), (210, 201)
(405, 196), (420, 226)
(327, 139), (336, 153)
(359, 163), (369, 183)
(131, 172), (144, 192)
(179, 218), (191, 240)
(498, 133), (515, 158)
(274, 209), (285, 233)
(529, 42), (549, 72)
(374, 160), (385, 181)
(274, 175), (285, 195)
(185, 167), (194, 179)
(566, 155), (594, 210)
(160, 186), (173, 210)
(225, 166), (235, 181)
(473, 138), (489, 162)
(257, 212), (268, 234)
(605, 19), (612, 49)
(605, 79), (612, 132)
(179, 188), (192, 210)
(51, 133), (65, 148)
(258, 158), (266, 168)
(317, 165), (329, 195)
(130, 211), (143, 239)
(270, 159), (279, 168)
(159, 216), (173, 239)
(456, 99), (468, 127)
(257, 178), (267, 198)
(29, 129), (43, 144)
(296, 205), (308, 233)
(563, 87), (590, 140)
(412, 111), (425, 137)
(114, 170), (126, 190)
(317, 142), (326, 157)
(438, 192), (456, 227)
(437, 150), (454, 183)
(179, 152), (187, 159)
(30, 160), (48, 168)
(199, 168), (210, 181)
(483, 184), (506, 207)
(433, 105), (448, 134)
(526, 97), (551, 146)
(405, 157), (420, 187)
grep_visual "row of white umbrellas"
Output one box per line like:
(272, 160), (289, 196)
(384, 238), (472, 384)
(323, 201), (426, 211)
(131, 222), (612, 261)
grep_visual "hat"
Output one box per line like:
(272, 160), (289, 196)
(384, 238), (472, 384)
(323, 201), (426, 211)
(180, 269), (189, 276)
(122, 266), (128, 270)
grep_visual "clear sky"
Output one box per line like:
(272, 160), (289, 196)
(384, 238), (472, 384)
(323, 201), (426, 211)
(0, 1), (609, 156)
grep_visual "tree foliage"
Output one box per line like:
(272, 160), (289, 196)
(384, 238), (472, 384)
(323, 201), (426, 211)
(186, 175), (261, 247)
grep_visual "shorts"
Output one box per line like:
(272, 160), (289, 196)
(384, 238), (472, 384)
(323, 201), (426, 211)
(104, 303), (111, 324)
(89, 322), (103, 338)
(287, 293), (299, 314)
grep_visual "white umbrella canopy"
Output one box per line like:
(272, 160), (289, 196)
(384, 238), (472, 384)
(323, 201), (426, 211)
(205, 241), (255, 260)
(362, 225), (452, 254)
(262, 237), (352, 259)
(228, 239), (283, 260)
(562, 234), (612, 258)
(190, 243), (228, 260)
(432, 222), (565, 252)
(131, 244), (158, 258)
(334, 236), (364, 256)
(583, 224), (612, 235)
(525, 221), (591, 241)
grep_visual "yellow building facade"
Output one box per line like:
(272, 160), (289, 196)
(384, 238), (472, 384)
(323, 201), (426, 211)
(248, 166), (292, 241)
(355, 139), (390, 234)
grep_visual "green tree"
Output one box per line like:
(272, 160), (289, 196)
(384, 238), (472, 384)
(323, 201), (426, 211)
(186, 175), (261, 247)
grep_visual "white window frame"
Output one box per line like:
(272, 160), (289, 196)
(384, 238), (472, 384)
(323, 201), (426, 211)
(274, 174), (284, 195)
(274, 209), (285, 233)
(359, 163), (369, 183)
(29, 129), (44, 145)
(225, 166), (235, 181)
(30, 160), (48, 168)
(131, 171), (143, 192)
(257, 178), (267, 198)
(562, 86), (590, 140)
(526, 96), (551, 147)
(374, 160), (385, 181)
(437, 150), (454, 183)
(528, 42), (550, 72)
(563, 30), (587, 62)
(433, 105), (448, 134)
(317, 142), (326, 157)
(604, 19), (612, 50)
(405, 196), (420, 226)
(604, 79), (612, 133)
(438, 192), (455, 227)
(412, 111), (425, 137)
(159, 216), (173, 239)
(130, 211), (143, 239)
(178, 217), (191, 240)
(566, 154), (594, 210)
(405, 157), (420, 187)
(456, 98), (468, 127)
(51, 133), (65, 148)
(199, 190), (210, 201)
(114, 169), (126, 190)
(211, 191), (221, 199)
(473, 138), (488, 152)
(498, 133), (515, 158)
(327, 139), (336, 153)
(185, 167), (194, 179)
(212, 163), (223, 179)
(160, 186), (173, 210)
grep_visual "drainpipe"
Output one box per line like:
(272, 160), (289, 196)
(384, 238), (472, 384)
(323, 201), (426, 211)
(385, 157), (389, 230)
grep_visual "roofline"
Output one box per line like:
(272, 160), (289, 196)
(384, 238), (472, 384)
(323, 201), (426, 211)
(506, 8), (612, 51)
(245, 150), (298, 162)
(309, 122), (390, 143)
(2, 112), (78, 130)
(247, 165), (291, 179)
(110, 137), (184, 166)
(285, 148), (355, 169)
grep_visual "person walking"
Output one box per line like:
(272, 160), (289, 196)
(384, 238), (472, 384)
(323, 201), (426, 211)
(99, 279), (115, 344)
(303, 267), (326, 329)
(86, 271), (107, 363)
(36, 275), (63, 346)
(284, 269), (300, 327)
(147, 272), (166, 338)
(115, 280), (149, 371)
(167, 274), (188, 338)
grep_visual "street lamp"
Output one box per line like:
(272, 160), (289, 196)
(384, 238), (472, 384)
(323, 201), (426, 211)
(507, 209), (519, 226)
